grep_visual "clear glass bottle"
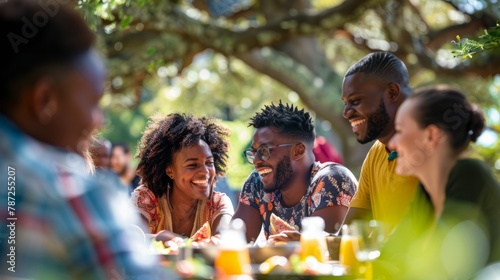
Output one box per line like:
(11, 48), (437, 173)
(300, 216), (329, 262)
(214, 218), (251, 277)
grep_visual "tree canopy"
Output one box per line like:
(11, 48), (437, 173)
(80, 0), (500, 181)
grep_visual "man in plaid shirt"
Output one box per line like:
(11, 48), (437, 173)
(0, 1), (177, 279)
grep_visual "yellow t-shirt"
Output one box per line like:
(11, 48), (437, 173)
(349, 141), (419, 231)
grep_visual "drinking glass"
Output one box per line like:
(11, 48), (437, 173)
(215, 219), (251, 277)
(351, 220), (385, 280)
(339, 224), (359, 271)
(300, 216), (329, 262)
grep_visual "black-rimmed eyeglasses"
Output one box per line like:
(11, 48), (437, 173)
(243, 142), (301, 164)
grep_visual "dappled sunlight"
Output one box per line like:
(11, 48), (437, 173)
(436, 49), (462, 68)
(199, 68), (211, 80)
(160, 86), (181, 100)
(440, 221), (489, 279)
(288, 91), (299, 103)
(476, 262), (500, 280)
(495, 159), (500, 170)
(366, 39), (393, 52)
(87, 0), (500, 185)
(477, 128), (498, 147)
(112, 76), (123, 89)
(186, 69), (200, 84)
(319, 120), (332, 132)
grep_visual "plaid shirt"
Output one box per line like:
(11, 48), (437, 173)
(0, 116), (177, 279)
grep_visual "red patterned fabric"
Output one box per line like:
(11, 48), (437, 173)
(131, 185), (233, 235)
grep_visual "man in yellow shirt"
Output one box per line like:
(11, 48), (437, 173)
(340, 52), (419, 232)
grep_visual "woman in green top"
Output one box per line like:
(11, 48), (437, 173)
(380, 85), (500, 279)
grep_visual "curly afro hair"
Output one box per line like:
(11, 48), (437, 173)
(136, 113), (231, 198)
(249, 100), (315, 144)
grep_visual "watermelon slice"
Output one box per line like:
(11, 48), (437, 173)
(270, 213), (296, 235)
(191, 221), (211, 241)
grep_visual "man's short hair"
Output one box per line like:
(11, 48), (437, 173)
(0, 0), (95, 112)
(249, 100), (316, 144)
(345, 52), (411, 95)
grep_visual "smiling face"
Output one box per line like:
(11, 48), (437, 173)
(167, 139), (216, 200)
(251, 127), (296, 193)
(342, 73), (394, 144)
(388, 99), (430, 176)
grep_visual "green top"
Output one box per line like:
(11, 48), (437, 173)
(378, 158), (500, 279)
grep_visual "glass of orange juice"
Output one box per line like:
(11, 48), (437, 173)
(300, 235), (328, 262)
(215, 248), (251, 275)
(339, 224), (359, 273)
(300, 217), (329, 262)
(351, 220), (385, 280)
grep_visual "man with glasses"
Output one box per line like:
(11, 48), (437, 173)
(233, 101), (358, 242)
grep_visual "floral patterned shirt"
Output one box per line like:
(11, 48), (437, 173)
(239, 162), (357, 238)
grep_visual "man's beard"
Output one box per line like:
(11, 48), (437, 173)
(116, 164), (128, 176)
(263, 155), (294, 193)
(358, 100), (390, 144)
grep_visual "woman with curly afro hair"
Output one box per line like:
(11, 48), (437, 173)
(131, 113), (234, 239)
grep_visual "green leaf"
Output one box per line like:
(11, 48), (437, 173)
(147, 47), (157, 56)
(121, 16), (134, 29)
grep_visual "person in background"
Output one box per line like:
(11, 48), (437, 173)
(131, 113), (234, 238)
(110, 142), (141, 192)
(379, 85), (500, 279)
(0, 1), (176, 279)
(89, 137), (112, 170)
(233, 101), (358, 242)
(89, 137), (126, 189)
(340, 52), (419, 233)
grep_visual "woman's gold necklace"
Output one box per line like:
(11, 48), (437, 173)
(170, 202), (197, 236)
